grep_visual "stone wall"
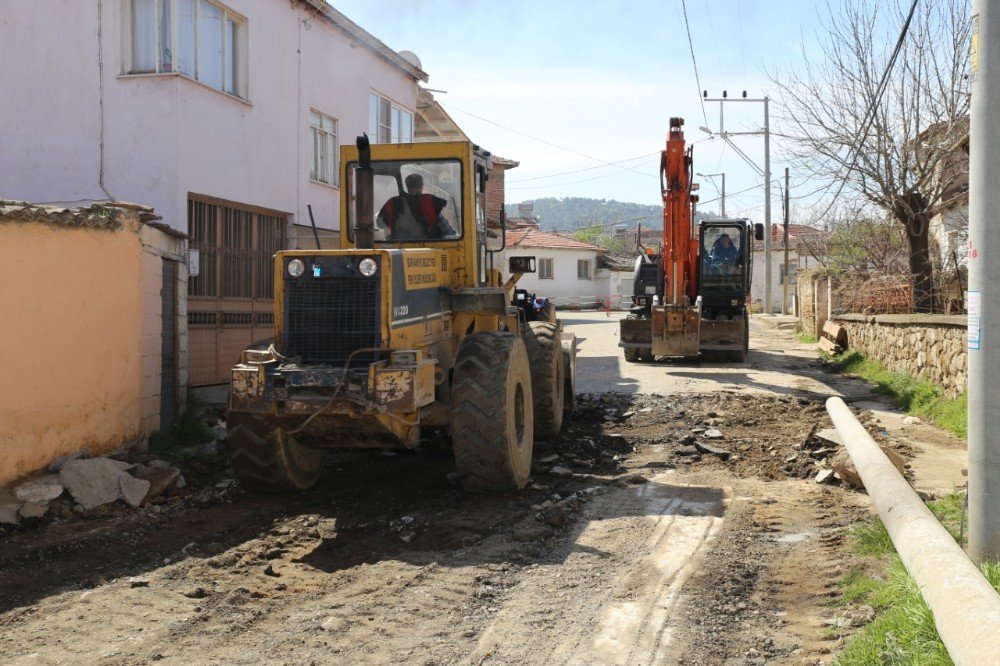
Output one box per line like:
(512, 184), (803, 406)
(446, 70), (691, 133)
(834, 313), (968, 397)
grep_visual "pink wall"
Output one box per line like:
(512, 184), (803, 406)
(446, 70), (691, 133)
(0, 0), (422, 235)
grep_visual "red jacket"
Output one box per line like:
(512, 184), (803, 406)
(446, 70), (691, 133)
(379, 194), (449, 238)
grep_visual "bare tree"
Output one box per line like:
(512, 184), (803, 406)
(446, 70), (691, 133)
(771, 0), (970, 312)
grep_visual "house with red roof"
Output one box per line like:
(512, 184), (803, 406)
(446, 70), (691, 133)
(752, 224), (825, 313)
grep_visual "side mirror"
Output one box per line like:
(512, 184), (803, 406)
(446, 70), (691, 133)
(508, 256), (536, 274)
(754, 223), (765, 241)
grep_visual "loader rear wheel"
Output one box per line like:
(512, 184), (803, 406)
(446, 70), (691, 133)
(452, 332), (534, 492)
(522, 322), (565, 439)
(226, 413), (326, 492)
(538, 300), (556, 323)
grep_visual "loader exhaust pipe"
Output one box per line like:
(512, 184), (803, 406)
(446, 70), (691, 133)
(354, 133), (375, 250)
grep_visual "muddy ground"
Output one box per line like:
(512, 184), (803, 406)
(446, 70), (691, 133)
(0, 388), (894, 665)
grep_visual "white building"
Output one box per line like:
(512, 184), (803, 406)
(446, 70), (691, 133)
(501, 228), (611, 309)
(751, 224), (824, 314)
(0, 0), (427, 384)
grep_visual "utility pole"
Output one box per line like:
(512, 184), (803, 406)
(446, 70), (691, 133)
(968, 0), (1000, 561)
(701, 92), (772, 312)
(783, 167), (790, 316)
(696, 172), (726, 216)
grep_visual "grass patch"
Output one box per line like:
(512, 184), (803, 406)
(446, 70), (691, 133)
(148, 392), (215, 459)
(826, 351), (967, 439)
(798, 332), (819, 344)
(834, 494), (998, 665)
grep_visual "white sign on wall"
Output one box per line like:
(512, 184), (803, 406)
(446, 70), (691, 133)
(189, 249), (200, 277)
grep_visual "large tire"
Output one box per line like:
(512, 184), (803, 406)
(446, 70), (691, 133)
(452, 332), (534, 492)
(522, 322), (565, 438)
(538, 300), (556, 324)
(226, 413), (326, 492)
(624, 347), (641, 363)
(561, 334), (578, 413)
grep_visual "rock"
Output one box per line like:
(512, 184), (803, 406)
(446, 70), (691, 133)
(320, 616), (347, 632)
(119, 473), (152, 508)
(148, 459), (172, 470)
(676, 446), (700, 457)
(175, 474), (187, 489)
(902, 416), (921, 426)
(129, 578), (150, 588)
(59, 458), (133, 510)
(830, 448), (906, 489)
(47, 451), (85, 472)
(513, 523), (550, 541)
(815, 469), (836, 484)
(695, 441), (731, 460)
(182, 587), (209, 599)
(0, 503), (22, 526)
(18, 501), (50, 519)
(14, 475), (64, 503)
(544, 507), (569, 528)
(201, 441), (219, 456)
(622, 411), (636, 418)
(215, 478), (237, 489)
(815, 428), (843, 447)
(703, 428), (724, 440)
(136, 466), (181, 503)
(210, 424), (228, 441)
(619, 473), (647, 485)
(537, 454), (560, 464)
(264, 565), (280, 577)
(550, 466), (573, 476)
(398, 530), (415, 543)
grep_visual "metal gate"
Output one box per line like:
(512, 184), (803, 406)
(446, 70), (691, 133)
(187, 195), (286, 386)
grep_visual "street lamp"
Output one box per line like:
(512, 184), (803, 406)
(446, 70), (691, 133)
(696, 172), (726, 217)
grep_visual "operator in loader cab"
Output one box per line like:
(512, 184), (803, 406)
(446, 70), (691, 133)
(377, 173), (455, 241)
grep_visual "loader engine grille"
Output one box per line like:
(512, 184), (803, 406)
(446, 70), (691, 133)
(284, 277), (381, 366)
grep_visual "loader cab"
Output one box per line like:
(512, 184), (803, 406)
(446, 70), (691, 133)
(342, 141), (499, 288)
(698, 219), (753, 313)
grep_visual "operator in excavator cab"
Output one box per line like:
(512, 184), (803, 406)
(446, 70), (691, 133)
(377, 173), (456, 241)
(710, 233), (741, 271)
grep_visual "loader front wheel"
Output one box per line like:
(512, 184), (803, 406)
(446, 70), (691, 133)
(452, 332), (534, 492)
(226, 413), (326, 492)
(522, 322), (565, 439)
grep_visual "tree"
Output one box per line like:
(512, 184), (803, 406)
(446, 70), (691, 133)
(771, 0), (970, 312)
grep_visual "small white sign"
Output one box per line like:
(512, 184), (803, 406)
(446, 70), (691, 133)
(967, 290), (981, 350)
(189, 249), (200, 277)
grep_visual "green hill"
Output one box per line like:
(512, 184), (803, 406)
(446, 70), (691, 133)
(505, 197), (719, 232)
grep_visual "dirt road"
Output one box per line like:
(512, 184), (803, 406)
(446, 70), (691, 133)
(0, 316), (964, 665)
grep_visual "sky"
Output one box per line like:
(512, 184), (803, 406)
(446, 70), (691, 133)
(331, 0), (835, 221)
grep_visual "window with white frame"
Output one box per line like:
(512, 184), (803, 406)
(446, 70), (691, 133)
(538, 258), (554, 280)
(368, 93), (413, 144)
(577, 259), (592, 280)
(127, 0), (247, 99)
(310, 111), (338, 186)
(779, 260), (796, 285)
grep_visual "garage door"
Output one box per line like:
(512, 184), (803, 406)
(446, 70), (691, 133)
(187, 195), (286, 386)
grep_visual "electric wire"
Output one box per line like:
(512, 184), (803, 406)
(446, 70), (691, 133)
(447, 103), (657, 179)
(680, 0), (709, 126)
(506, 152), (659, 184)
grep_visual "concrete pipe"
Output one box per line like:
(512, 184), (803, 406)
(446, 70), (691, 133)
(826, 397), (1000, 665)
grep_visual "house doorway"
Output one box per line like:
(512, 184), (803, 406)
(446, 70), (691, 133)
(186, 195), (286, 386)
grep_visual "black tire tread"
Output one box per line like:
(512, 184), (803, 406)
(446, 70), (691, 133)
(522, 322), (565, 438)
(226, 412), (326, 492)
(452, 333), (533, 492)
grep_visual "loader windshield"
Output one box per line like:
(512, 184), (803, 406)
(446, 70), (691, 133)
(347, 159), (463, 243)
(700, 224), (745, 292)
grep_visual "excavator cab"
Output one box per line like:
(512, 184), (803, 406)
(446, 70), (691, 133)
(699, 221), (750, 313)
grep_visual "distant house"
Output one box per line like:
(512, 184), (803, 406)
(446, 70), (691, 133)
(752, 224), (825, 313)
(920, 118), (970, 272)
(500, 229), (609, 308)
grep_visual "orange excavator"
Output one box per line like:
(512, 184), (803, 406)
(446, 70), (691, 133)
(619, 117), (764, 362)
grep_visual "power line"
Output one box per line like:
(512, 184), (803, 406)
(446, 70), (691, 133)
(506, 152), (659, 184)
(506, 157), (661, 190)
(447, 104), (657, 179)
(680, 0), (709, 126)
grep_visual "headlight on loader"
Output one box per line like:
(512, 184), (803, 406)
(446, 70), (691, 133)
(287, 259), (306, 278)
(358, 257), (378, 277)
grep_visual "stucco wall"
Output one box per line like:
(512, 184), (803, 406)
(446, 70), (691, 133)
(0, 205), (185, 485)
(834, 314), (968, 397)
